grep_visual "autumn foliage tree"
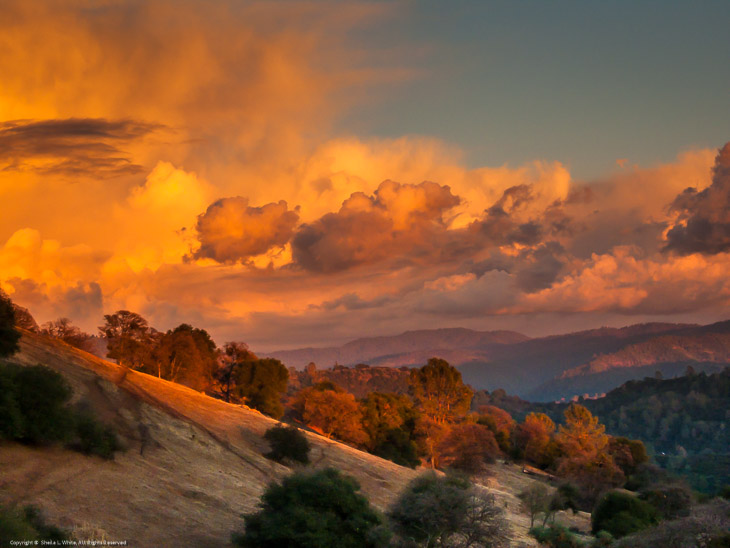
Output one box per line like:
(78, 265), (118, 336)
(294, 384), (367, 445)
(477, 405), (515, 453)
(555, 404), (624, 503)
(409, 358), (473, 424)
(151, 324), (219, 391)
(438, 423), (500, 475)
(514, 412), (557, 468)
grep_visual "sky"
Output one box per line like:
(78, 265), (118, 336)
(1, 0), (729, 351)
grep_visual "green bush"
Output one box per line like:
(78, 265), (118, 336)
(387, 471), (510, 547)
(640, 484), (692, 519)
(0, 363), (120, 459)
(0, 363), (74, 444)
(0, 505), (69, 545)
(592, 491), (659, 538)
(372, 427), (420, 468)
(73, 409), (121, 460)
(234, 468), (388, 547)
(529, 524), (583, 548)
(263, 424), (310, 465)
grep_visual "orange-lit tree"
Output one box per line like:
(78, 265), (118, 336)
(514, 412), (557, 468)
(555, 404), (624, 502)
(409, 358), (473, 424)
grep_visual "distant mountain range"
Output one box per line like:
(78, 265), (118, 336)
(265, 320), (730, 402)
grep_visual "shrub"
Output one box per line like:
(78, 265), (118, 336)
(0, 363), (120, 459)
(639, 483), (692, 519)
(0, 505), (70, 544)
(263, 424), (310, 465)
(529, 524), (583, 548)
(388, 472), (509, 547)
(592, 491), (660, 538)
(6, 364), (74, 444)
(73, 409), (121, 459)
(234, 468), (388, 547)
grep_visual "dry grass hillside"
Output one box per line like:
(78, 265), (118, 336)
(0, 331), (579, 546)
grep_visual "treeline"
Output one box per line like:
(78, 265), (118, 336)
(478, 369), (730, 494)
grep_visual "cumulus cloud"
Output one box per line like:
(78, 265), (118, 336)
(292, 180), (460, 272)
(192, 197), (299, 263)
(664, 142), (730, 255)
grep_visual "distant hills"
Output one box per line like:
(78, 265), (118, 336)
(265, 320), (730, 402)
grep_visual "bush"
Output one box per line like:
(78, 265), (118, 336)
(388, 472), (509, 547)
(234, 468), (388, 547)
(639, 483), (692, 519)
(0, 363), (74, 444)
(529, 524), (583, 548)
(0, 505), (70, 544)
(73, 409), (121, 459)
(592, 491), (659, 538)
(372, 427), (420, 468)
(263, 424), (310, 465)
(0, 363), (120, 459)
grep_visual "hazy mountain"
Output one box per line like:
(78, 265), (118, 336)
(264, 321), (730, 402)
(266, 327), (529, 369)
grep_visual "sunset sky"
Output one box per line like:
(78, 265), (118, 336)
(1, 0), (729, 351)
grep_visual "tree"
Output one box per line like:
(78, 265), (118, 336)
(555, 405), (624, 502)
(409, 358), (473, 424)
(477, 405), (515, 453)
(607, 437), (648, 477)
(98, 310), (154, 369)
(519, 484), (551, 528)
(151, 324), (219, 391)
(263, 424), (310, 465)
(0, 293), (20, 358)
(438, 423), (500, 475)
(230, 357), (288, 418)
(591, 490), (659, 538)
(234, 468), (388, 548)
(301, 389), (367, 445)
(360, 392), (421, 466)
(216, 341), (257, 402)
(514, 413), (556, 468)
(388, 472), (508, 547)
(41, 318), (94, 352)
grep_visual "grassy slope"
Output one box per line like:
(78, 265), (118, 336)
(0, 330), (563, 546)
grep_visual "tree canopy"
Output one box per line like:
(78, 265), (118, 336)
(0, 293), (20, 358)
(235, 468), (388, 548)
(409, 358), (473, 424)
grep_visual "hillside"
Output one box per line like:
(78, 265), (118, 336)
(527, 321), (730, 400)
(0, 331), (551, 546)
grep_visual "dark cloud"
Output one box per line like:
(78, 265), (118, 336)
(469, 184), (577, 247)
(0, 118), (159, 177)
(664, 142), (730, 255)
(292, 180), (460, 272)
(514, 242), (568, 293)
(192, 197), (299, 263)
(7, 278), (103, 326)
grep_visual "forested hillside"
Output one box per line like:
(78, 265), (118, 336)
(480, 369), (730, 493)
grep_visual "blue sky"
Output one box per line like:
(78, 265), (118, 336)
(341, 0), (729, 179)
